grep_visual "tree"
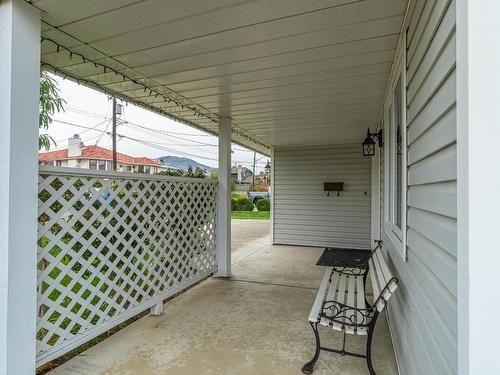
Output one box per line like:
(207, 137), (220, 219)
(184, 166), (207, 179)
(39, 72), (65, 150)
(185, 166), (194, 177)
(156, 168), (184, 177)
(207, 169), (218, 180)
(192, 167), (206, 179)
(156, 166), (207, 179)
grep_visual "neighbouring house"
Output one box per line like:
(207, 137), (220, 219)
(255, 172), (269, 186)
(39, 134), (163, 174)
(230, 165), (253, 184)
(230, 165), (267, 185)
(231, 165), (269, 192)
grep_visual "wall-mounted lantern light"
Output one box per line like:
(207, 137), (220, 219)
(362, 128), (383, 157)
(264, 160), (271, 174)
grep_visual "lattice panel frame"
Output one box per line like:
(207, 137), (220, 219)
(36, 167), (217, 365)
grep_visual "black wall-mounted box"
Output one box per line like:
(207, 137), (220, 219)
(324, 182), (344, 192)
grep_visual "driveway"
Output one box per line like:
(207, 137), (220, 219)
(231, 219), (270, 263)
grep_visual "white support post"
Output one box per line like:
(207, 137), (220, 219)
(216, 118), (231, 277)
(269, 147), (275, 245)
(457, 1), (500, 374)
(0, 1), (40, 374)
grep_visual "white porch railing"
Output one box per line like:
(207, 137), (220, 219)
(36, 166), (217, 365)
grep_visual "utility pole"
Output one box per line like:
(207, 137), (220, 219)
(112, 97), (117, 171)
(251, 151), (256, 191)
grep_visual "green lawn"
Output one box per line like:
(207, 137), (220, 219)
(231, 211), (270, 220)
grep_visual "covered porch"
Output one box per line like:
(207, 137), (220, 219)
(47, 244), (397, 375)
(2, 1), (500, 375)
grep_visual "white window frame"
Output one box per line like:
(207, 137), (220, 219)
(97, 160), (106, 171)
(383, 39), (407, 260)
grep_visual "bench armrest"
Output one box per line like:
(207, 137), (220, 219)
(332, 267), (368, 276)
(371, 240), (383, 255)
(320, 300), (376, 328)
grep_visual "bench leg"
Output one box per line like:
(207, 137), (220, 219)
(302, 322), (321, 374)
(366, 312), (379, 375)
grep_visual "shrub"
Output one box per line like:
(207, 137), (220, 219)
(231, 197), (239, 211)
(240, 197), (254, 211)
(256, 198), (270, 211)
(231, 196), (254, 211)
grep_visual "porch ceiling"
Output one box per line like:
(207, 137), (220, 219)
(33, 0), (407, 154)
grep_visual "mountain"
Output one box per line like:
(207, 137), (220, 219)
(157, 155), (214, 172)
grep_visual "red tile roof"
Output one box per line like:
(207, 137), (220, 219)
(39, 145), (160, 166)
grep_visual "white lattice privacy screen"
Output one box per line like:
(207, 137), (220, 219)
(36, 167), (217, 365)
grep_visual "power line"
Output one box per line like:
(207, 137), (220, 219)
(233, 147), (254, 153)
(65, 106), (215, 138)
(51, 119), (265, 164)
(121, 121), (217, 147)
(63, 102), (256, 155)
(51, 119), (219, 162)
(122, 120), (215, 139)
(122, 121), (256, 154)
(65, 105), (109, 121)
(95, 118), (111, 146)
(53, 119), (210, 147)
(131, 138), (219, 162)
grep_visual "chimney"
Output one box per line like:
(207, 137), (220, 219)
(68, 134), (82, 157)
(237, 165), (243, 182)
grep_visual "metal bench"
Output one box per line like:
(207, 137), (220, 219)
(302, 244), (398, 375)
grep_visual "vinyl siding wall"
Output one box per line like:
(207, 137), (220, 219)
(273, 144), (371, 249)
(383, 1), (457, 374)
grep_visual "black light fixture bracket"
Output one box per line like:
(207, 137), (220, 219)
(367, 128), (383, 147)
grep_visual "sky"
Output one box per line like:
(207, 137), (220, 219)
(42, 73), (269, 172)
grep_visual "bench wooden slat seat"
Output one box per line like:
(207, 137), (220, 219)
(309, 268), (369, 335)
(302, 243), (398, 375)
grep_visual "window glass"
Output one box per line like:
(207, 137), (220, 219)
(394, 78), (403, 229)
(98, 160), (106, 170)
(387, 74), (404, 238)
(106, 161), (113, 171)
(145, 166), (151, 174)
(388, 104), (394, 223)
(89, 160), (97, 170)
(383, 39), (406, 260)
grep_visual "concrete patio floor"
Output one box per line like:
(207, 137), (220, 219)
(49, 245), (398, 375)
(231, 219), (270, 263)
